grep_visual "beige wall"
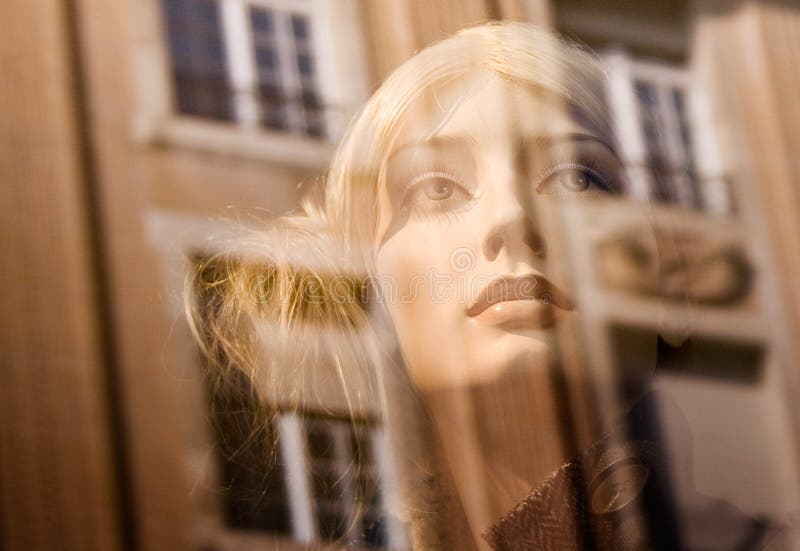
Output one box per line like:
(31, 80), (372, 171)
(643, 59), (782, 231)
(0, 1), (121, 550)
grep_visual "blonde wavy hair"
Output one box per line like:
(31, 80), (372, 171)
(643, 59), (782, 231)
(186, 21), (611, 548)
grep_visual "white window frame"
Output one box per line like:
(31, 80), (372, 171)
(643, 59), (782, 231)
(602, 50), (731, 215)
(133, 0), (370, 169)
(278, 412), (407, 549)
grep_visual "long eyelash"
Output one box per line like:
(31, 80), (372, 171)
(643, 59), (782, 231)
(399, 166), (472, 217)
(407, 170), (462, 189)
(402, 174), (475, 222)
(533, 157), (615, 191)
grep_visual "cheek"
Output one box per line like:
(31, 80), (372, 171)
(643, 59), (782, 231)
(376, 220), (473, 311)
(375, 225), (472, 383)
(375, 226), (453, 317)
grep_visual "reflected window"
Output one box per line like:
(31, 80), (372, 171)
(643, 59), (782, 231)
(161, 0), (327, 138)
(603, 53), (733, 214)
(194, 256), (404, 548)
(162, 0), (232, 121)
(299, 416), (390, 547)
(211, 406), (398, 547)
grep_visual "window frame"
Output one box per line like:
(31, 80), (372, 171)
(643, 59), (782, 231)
(601, 50), (732, 215)
(278, 411), (407, 549)
(144, 212), (408, 550)
(133, 0), (369, 169)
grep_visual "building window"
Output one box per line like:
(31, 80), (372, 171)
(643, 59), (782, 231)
(212, 407), (403, 548)
(162, 0), (232, 121)
(194, 257), (405, 548)
(161, 0), (336, 139)
(603, 52), (732, 215)
(279, 413), (399, 547)
(209, 369), (294, 535)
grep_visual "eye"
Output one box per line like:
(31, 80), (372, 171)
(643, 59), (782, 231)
(423, 178), (454, 200)
(536, 162), (614, 196)
(401, 171), (474, 216)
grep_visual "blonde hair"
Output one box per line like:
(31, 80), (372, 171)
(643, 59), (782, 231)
(186, 21), (611, 547)
(325, 22), (610, 269)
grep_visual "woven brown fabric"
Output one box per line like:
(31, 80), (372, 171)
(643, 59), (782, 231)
(482, 435), (773, 551)
(482, 439), (656, 551)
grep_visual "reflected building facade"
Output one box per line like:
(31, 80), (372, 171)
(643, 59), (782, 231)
(4, 1), (800, 550)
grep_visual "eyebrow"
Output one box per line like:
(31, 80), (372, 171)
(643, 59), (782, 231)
(388, 132), (618, 161)
(523, 132), (618, 157)
(387, 135), (478, 163)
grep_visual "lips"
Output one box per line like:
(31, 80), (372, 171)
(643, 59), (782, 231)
(466, 273), (574, 329)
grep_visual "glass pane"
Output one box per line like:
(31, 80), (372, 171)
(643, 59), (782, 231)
(297, 53), (313, 76)
(362, 515), (388, 548)
(180, 21), (800, 551)
(255, 46), (278, 70)
(635, 79), (677, 204)
(291, 14), (309, 40)
(316, 510), (348, 540)
(161, 0), (232, 121)
(250, 8), (274, 33)
(671, 87), (703, 209)
(306, 422), (335, 460)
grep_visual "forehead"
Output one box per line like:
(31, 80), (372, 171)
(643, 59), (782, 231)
(392, 70), (585, 150)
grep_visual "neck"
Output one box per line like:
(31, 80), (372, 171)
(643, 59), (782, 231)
(421, 362), (574, 546)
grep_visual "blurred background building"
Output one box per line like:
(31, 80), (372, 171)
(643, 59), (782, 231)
(3, 0), (800, 550)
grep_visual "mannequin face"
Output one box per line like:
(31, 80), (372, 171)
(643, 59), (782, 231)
(374, 71), (625, 390)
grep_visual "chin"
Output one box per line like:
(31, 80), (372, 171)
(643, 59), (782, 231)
(464, 330), (554, 385)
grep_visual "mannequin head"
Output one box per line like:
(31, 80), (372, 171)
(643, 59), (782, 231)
(322, 23), (630, 391)
(188, 22), (669, 549)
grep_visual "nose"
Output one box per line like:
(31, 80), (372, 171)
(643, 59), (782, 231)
(481, 197), (546, 262)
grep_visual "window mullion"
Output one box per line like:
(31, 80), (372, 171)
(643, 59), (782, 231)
(604, 50), (653, 202)
(657, 84), (687, 168)
(689, 84), (732, 215)
(370, 427), (407, 550)
(331, 421), (357, 542)
(273, 11), (304, 133)
(220, 0), (260, 128)
(657, 83), (695, 207)
(277, 412), (317, 543)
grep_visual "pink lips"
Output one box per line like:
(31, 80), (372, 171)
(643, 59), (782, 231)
(466, 273), (574, 330)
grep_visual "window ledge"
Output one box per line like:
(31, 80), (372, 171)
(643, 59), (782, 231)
(141, 115), (336, 170)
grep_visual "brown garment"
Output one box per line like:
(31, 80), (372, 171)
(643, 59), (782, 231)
(482, 439), (659, 550)
(482, 436), (771, 551)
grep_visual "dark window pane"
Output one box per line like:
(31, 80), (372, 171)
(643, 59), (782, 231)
(317, 510), (348, 541)
(354, 472), (376, 497)
(635, 79), (678, 204)
(251, 6), (291, 132)
(307, 422), (335, 459)
(174, 74), (231, 121)
(306, 122), (324, 138)
(161, 0), (233, 121)
(301, 88), (320, 110)
(203, 363), (291, 534)
(362, 515), (388, 548)
(255, 47), (278, 70)
(672, 88), (702, 208)
(250, 7), (274, 33)
(163, 0), (186, 17)
(311, 467), (342, 500)
(635, 80), (668, 168)
(197, 0), (217, 24)
(291, 14), (309, 40)
(259, 87), (286, 131)
(204, 40), (224, 62)
(671, 88), (692, 160)
(350, 430), (371, 463)
(248, 8), (324, 137)
(297, 53), (313, 76)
